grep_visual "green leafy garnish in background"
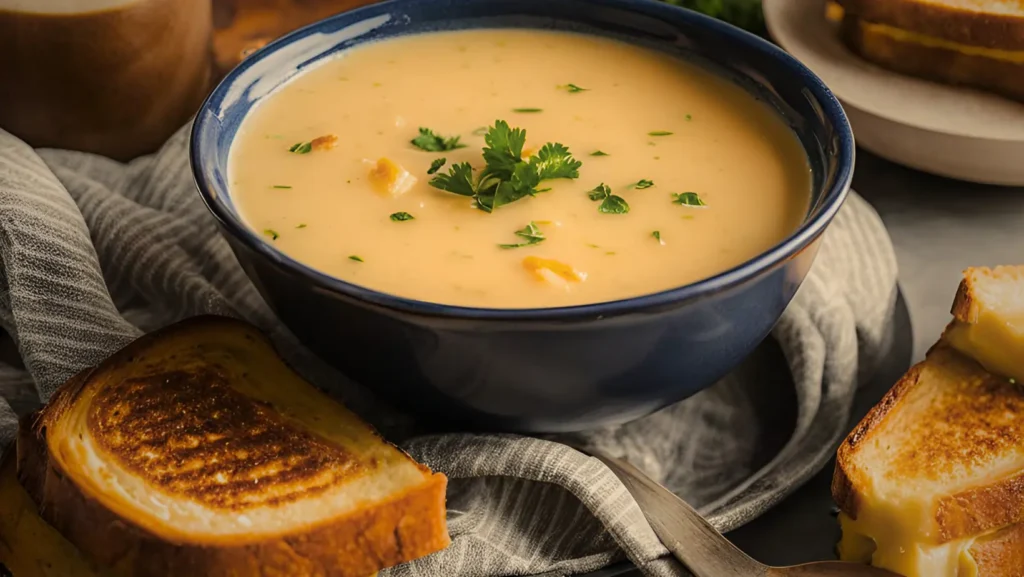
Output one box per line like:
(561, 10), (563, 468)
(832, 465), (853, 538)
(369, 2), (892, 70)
(587, 183), (630, 214)
(648, 131), (673, 137)
(499, 222), (546, 249)
(390, 212), (415, 222)
(430, 120), (581, 212)
(513, 108), (544, 113)
(652, 231), (665, 244)
(659, 0), (765, 34)
(590, 150), (610, 157)
(263, 229), (280, 240)
(412, 128), (466, 152)
(349, 255), (364, 262)
(633, 179), (655, 189)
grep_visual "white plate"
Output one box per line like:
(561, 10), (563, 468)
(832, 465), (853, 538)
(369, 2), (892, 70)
(763, 0), (1024, 185)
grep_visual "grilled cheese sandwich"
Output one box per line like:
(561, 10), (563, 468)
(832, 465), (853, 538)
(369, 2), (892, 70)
(14, 316), (450, 577)
(833, 266), (1024, 577)
(827, 0), (1024, 101)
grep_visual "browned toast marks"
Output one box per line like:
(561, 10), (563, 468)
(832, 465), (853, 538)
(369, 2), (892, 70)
(837, 0), (1024, 49)
(834, 346), (1024, 541)
(88, 370), (363, 510)
(971, 522), (1024, 577)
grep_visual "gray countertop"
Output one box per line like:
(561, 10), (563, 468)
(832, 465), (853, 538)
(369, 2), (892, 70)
(853, 151), (1024, 362)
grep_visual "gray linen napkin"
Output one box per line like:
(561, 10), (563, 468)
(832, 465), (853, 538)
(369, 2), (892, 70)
(0, 125), (897, 577)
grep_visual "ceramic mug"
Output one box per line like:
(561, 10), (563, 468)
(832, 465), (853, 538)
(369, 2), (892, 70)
(0, 0), (213, 160)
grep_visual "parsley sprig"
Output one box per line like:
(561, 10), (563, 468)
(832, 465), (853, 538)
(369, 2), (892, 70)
(499, 222), (546, 249)
(429, 120), (582, 212)
(587, 183), (629, 214)
(411, 128), (466, 152)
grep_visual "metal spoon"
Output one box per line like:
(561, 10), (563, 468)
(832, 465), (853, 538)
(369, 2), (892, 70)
(592, 452), (899, 577)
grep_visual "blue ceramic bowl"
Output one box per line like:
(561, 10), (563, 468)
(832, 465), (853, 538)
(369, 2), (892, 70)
(191, 0), (853, 433)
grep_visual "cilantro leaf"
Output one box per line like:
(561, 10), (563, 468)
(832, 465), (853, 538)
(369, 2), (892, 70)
(652, 230), (664, 244)
(512, 108), (543, 113)
(588, 183), (612, 201)
(672, 192), (706, 207)
(428, 158), (447, 175)
(482, 120), (526, 180)
(529, 143), (582, 181)
(289, 142), (312, 154)
(648, 131), (674, 137)
(599, 195), (630, 214)
(590, 150), (610, 157)
(633, 179), (654, 189)
(411, 127), (467, 152)
(586, 183), (629, 214)
(263, 229), (280, 240)
(498, 221), (546, 249)
(390, 212), (415, 221)
(429, 162), (476, 197)
(349, 255), (364, 262)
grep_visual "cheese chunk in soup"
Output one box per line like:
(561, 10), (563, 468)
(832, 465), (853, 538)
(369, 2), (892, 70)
(229, 29), (812, 309)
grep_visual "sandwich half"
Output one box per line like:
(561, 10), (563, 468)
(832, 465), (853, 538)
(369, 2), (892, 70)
(833, 267), (1024, 577)
(827, 0), (1024, 101)
(16, 316), (449, 577)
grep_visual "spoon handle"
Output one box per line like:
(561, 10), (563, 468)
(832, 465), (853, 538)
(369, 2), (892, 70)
(594, 454), (769, 577)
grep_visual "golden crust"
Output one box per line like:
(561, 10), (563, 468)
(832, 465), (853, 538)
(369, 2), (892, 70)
(17, 315), (451, 577)
(839, 15), (1024, 102)
(832, 359), (925, 520)
(837, 0), (1024, 50)
(834, 343), (1024, 542)
(970, 522), (1024, 577)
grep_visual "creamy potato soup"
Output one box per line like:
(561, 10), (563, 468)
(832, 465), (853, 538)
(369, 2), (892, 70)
(229, 29), (812, 309)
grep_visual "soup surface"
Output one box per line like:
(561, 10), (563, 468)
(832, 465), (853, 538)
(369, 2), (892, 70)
(229, 29), (811, 309)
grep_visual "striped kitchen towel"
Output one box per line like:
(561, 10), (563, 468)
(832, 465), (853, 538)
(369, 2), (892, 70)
(0, 125), (896, 576)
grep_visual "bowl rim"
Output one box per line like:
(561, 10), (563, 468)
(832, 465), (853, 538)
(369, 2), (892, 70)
(191, 0), (854, 321)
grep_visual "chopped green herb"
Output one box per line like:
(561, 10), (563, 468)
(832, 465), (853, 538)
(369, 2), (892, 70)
(271, 185), (292, 189)
(429, 120), (581, 212)
(587, 243), (601, 248)
(296, 223), (307, 229)
(498, 221), (546, 249)
(288, 142), (313, 154)
(428, 158), (447, 175)
(672, 192), (707, 207)
(686, 114), (693, 121)
(390, 212), (415, 222)
(349, 255), (364, 262)
(587, 183), (630, 214)
(648, 131), (674, 137)
(652, 231), (664, 245)
(512, 108), (543, 113)
(411, 128), (466, 152)
(633, 179), (655, 189)
(535, 187), (552, 193)
(591, 150), (610, 157)
(263, 229), (279, 241)
(472, 126), (489, 136)
(559, 83), (588, 93)
(606, 251), (617, 256)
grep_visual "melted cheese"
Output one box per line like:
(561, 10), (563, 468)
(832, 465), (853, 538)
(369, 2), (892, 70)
(826, 1), (1024, 63)
(838, 513), (979, 577)
(944, 313), (1024, 384)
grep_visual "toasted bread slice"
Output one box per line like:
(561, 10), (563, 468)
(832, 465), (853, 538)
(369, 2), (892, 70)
(16, 316), (449, 577)
(833, 344), (1024, 576)
(944, 266), (1024, 385)
(0, 447), (106, 577)
(836, 0), (1024, 50)
(834, 11), (1024, 102)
